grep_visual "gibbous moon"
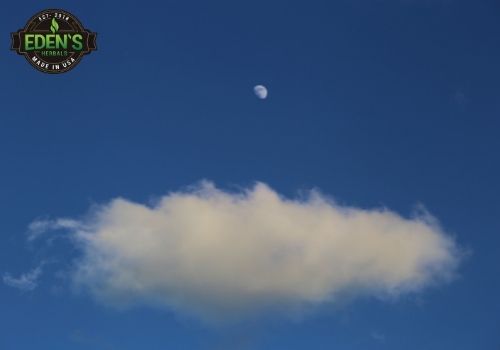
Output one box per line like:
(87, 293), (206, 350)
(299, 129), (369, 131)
(254, 85), (268, 99)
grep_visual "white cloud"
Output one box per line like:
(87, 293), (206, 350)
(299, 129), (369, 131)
(37, 182), (461, 322)
(3, 266), (43, 291)
(28, 218), (81, 242)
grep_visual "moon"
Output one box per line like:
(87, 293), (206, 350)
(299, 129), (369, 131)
(254, 85), (268, 99)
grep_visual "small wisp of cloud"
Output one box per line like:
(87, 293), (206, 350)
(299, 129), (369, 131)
(28, 218), (81, 242)
(3, 265), (43, 292)
(370, 330), (386, 342)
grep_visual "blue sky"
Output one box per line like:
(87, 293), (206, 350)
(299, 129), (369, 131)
(1, 0), (500, 349)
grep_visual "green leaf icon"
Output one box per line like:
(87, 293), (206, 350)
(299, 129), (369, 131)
(50, 18), (59, 34)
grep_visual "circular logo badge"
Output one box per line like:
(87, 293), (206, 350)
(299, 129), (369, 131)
(11, 9), (97, 74)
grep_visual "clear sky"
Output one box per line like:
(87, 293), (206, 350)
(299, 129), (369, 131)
(1, 0), (500, 349)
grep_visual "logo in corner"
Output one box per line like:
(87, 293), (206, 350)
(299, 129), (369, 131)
(11, 9), (97, 74)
